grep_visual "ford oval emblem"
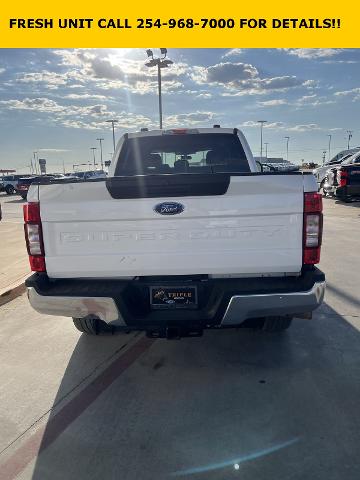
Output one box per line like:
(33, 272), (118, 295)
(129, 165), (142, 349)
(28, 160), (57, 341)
(154, 202), (184, 215)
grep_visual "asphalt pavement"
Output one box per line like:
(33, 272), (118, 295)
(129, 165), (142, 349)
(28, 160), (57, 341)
(0, 196), (359, 480)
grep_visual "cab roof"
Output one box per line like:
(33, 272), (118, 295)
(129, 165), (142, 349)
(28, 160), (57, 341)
(127, 127), (240, 138)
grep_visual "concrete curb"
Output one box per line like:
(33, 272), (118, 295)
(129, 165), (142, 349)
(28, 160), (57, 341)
(0, 277), (28, 307)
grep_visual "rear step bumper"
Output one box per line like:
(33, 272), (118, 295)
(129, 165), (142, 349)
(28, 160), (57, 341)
(26, 269), (325, 329)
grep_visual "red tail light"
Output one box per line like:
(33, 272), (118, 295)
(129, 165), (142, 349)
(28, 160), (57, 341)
(337, 168), (349, 187)
(23, 202), (46, 272)
(303, 192), (323, 265)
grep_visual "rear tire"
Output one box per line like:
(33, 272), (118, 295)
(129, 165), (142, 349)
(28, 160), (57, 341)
(262, 316), (293, 332)
(5, 185), (15, 195)
(72, 317), (114, 335)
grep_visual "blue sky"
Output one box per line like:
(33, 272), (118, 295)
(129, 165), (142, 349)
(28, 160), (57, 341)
(0, 48), (359, 173)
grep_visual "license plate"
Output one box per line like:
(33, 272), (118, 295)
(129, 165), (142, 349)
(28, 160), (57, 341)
(150, 286), (198, 310)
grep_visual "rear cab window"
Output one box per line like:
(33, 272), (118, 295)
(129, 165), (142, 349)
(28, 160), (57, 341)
(115, 133), (250, 176)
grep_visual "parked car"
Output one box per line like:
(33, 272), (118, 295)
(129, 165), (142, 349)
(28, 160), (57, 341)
(323, 151), (360, 202)
(313, 148), (360, 190)
(16, 177), (39, 199)
(16, 175), (58, 199)
(73, 170), (107, 180)
(257, 158), (299, 172)
(24, 126), (325, 338)
(1, 175), (29, 195)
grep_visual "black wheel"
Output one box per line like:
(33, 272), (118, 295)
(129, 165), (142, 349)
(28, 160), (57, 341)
(262, 316), (293, 332)
(72, 317), (114, 335)
(5, 185), (15, 195)
(20, 194), (27, 200)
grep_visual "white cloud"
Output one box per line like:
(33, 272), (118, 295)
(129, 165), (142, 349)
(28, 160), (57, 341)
(59, 112), (154, 131)
(334, 87), (360, 101)
(196, 92), (212, 99)
(240, 121), (285, 129)
(294, 94), (335, 107)
(38, 148), (70, 153)
(205, 62), (259, 83)
(193, 61), (309, 96)
(258, 93), (335, 108)
(52, 49), (188, 95)
(258, 99), (287, 106)
(323, 60), (358, 64)
(0, 97), (65, 113)
(165, 111), (215, 126)
(283, 49), (344, 59)
(0, 97), (117, 126)
(287, 123), (319, 132)
(16, 69), (86, 89)
(17, 71), (67, 89)
(64, 93), (108, 100)
(0, 68), (5, 75)
(239, 120), (340, 133)
(223, 49), (243, 58)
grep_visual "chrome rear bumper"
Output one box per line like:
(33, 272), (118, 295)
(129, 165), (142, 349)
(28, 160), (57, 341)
(27, 280), (325, 328)
(27, 287), (125, 325)
(221, 281), (325, 325)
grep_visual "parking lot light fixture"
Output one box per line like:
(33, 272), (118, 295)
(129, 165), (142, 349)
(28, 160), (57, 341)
(346, 130), (353, 150)
(97, 138), (104, 170)
(285, 136), (290, 162)
(90, 147), (97, 169)
(106, 120), (119, 153)
(328, 134), (332, 161)
(257, 120), (267, 159)
(322, 150), (327, 164)
(264, 142), (269, 158)
(145, 48), (174, 129)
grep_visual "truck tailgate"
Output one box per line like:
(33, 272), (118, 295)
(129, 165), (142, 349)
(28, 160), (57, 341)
(38, 175), (305, 278)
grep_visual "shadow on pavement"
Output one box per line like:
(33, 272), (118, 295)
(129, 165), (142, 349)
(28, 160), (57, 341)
(326, 283), (360, 308)
(15, 303), (360, 480)
(334, 199), (360, 208)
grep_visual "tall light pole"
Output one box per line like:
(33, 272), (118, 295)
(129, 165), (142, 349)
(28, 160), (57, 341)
(90, 147), (97, 169)
(264, 142), (269, 158)
(33, 151), (38, 175)
(327, 134), (332, 161)
(328, 135), (332, 160)
(322, 150), (327, 164)
(346, 130), (353, 150)
(106, 120), (118, 153)
(97, 137), (104, 170)
(285, 136), (290, 161)
(145, 49), (174, 129)
(257, 120), (267, 159)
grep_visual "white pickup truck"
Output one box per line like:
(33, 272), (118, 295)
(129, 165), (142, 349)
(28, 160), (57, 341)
(24, 127), (325, 338)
